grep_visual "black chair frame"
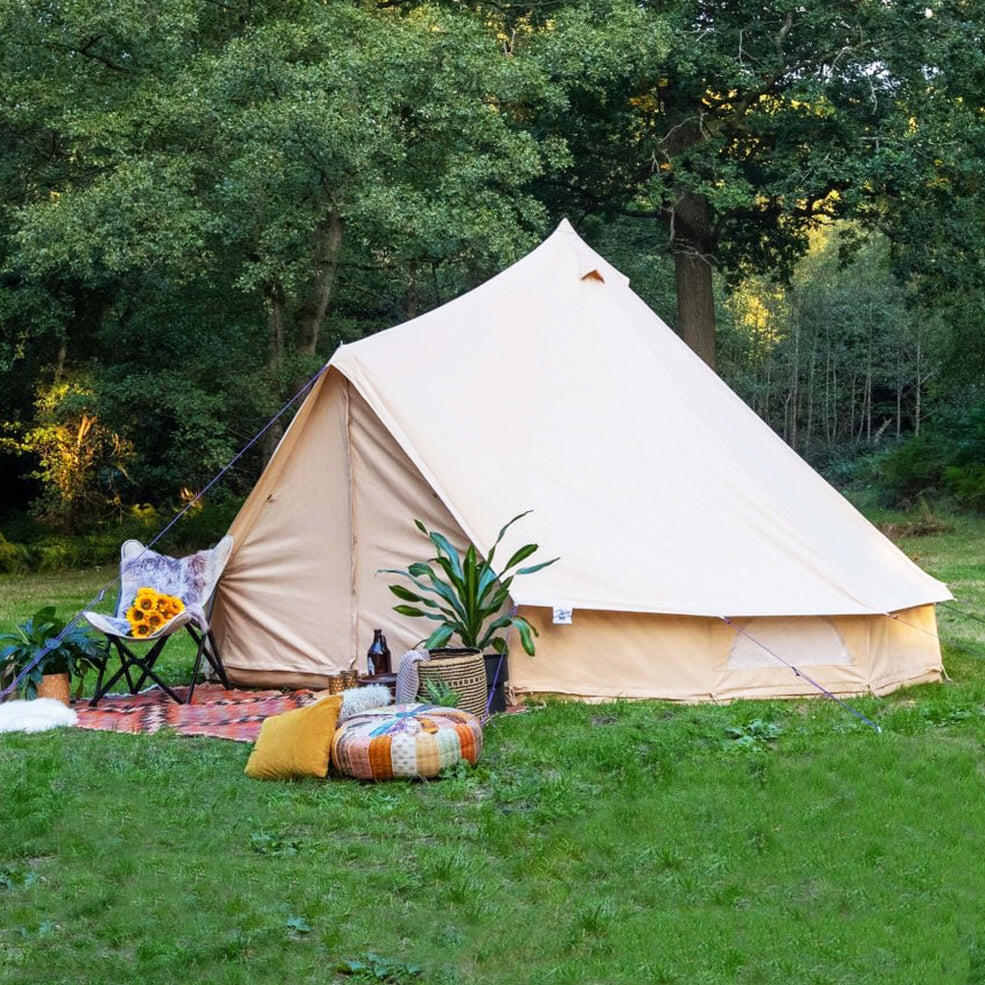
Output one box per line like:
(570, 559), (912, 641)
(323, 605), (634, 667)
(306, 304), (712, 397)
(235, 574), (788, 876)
(89, 623), (229, 707)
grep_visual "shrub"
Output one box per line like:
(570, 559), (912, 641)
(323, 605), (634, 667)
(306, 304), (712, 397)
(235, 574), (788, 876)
(943, 463), (985, 511)
(0, 496), (242, 572)
(0, 532), (30, 574)
(873, 397), (985, 512)
(0, 376), (133, 531)
(874, 433), (947, 505)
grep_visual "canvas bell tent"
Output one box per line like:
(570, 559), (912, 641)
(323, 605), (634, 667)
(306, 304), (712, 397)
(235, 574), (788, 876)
(211, 220), (950, 702)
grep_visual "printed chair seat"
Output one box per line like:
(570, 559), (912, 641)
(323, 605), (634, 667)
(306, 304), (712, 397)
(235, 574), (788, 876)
(83, 537), (233, 641)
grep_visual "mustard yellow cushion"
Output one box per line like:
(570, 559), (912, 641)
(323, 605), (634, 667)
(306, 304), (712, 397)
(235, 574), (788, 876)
(244, 694), (343, 780)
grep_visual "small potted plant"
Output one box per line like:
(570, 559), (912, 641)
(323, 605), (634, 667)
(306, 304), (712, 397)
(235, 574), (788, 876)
(0, 607), (106, 704)
(383, 511), (557, 716)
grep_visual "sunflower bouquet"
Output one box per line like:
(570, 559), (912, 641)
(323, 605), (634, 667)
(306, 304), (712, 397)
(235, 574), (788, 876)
(125, 587), (185, 638)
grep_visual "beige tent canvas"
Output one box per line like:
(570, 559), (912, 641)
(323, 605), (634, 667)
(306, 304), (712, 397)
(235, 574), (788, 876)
(211, 220), (950, 702)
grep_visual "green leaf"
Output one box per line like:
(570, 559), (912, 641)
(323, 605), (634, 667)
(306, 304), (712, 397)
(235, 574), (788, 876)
(429, 531), (464, 581)
(463, 544), (479, 633)
(479, 577), (514, 617)
(392, 605), (427, 617)
(477, 564), (499, 602)
(516, 557), (560, 576)
(388, 585), (427, 604)
(418, 569), (468, 624)
(477, 615), (513, 649)
(502, 543), (538, 571)
(384, 565), (454, 603)
(431, 554), (465, 594)
(424, 624), (455, 649)
(382, 570), (462, 623)
(485, 510), (532, 568)
(512, 616), (538, 655)
(493, 510), (533, 548)
(285, 915), (311, 934)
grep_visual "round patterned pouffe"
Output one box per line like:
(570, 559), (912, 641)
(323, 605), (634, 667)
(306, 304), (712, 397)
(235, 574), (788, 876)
(331, 703), (483, 780)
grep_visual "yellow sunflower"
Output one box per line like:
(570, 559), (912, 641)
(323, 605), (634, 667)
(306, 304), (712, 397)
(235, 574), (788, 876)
(133, 622), (152, 638)
(161, 594), (184, 617)
(126, 605), (146, 624)
(146, 611), (164, 631)
(137, 595), (155, 612)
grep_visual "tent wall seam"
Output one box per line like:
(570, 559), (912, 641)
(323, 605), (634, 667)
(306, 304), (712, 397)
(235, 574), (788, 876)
(343, 378), (360, 670)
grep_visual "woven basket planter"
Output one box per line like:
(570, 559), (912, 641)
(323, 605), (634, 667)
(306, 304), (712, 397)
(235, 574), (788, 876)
(417, 648), (487, 719)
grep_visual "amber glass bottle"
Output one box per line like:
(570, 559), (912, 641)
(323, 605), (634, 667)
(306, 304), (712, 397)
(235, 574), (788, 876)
(367, 629), (391, 676)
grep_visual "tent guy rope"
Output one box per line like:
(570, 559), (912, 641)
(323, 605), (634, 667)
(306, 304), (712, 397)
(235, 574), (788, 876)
(884, 605), (985, 664)
(724, 601), (985, 734)
(720, 616), (883, 733)
(0, 365), (327, 703)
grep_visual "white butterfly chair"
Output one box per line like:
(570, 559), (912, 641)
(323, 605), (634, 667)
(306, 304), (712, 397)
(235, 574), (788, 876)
(83, 536), (233, 706)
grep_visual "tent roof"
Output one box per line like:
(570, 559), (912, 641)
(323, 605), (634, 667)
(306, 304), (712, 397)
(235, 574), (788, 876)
(330, 219), (950, 617)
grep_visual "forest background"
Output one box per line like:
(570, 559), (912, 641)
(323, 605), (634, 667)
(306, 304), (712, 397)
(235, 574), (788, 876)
(1, 0), (982, 570)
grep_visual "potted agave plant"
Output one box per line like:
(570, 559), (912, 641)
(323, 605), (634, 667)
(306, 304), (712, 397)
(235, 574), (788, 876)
(383, 511), (557, 716)
(0, 607), (105, 704)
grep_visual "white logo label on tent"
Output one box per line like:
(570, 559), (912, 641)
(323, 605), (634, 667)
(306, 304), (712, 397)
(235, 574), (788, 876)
(552, 606), (573, 625)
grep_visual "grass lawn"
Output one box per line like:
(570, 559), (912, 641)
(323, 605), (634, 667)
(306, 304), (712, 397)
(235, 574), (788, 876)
(2, 507), (985, 984)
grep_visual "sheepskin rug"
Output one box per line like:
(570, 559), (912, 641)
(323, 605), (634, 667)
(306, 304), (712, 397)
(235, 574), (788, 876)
(338, 684), (393, 723)
(0, 697), (78, 734)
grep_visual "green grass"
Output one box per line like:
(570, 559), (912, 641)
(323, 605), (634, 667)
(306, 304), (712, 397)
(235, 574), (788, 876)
(2, 509), (985, 984)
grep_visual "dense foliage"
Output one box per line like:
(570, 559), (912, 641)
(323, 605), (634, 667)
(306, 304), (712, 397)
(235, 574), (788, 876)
(1, 0), (983, 545)
(874, 401), (985, 510)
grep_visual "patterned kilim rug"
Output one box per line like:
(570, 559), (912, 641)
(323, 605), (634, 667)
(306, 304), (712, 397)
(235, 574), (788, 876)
(73, 683), (319, 743)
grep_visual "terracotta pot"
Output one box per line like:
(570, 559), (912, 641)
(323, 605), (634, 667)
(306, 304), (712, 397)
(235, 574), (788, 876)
(37, 672), (71, 706)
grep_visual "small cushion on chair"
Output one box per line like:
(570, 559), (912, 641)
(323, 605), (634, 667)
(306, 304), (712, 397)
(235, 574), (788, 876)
(244, 694), (343, 781)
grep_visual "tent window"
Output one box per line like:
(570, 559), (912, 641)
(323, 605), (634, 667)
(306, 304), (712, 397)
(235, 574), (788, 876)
(727, 617), (851, 670)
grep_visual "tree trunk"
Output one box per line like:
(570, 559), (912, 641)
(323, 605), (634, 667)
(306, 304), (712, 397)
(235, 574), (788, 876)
(914, 341), (922, 436)
(788, 316), (801, 450)
(267, 285), (285, 370)
(824, 343), (832, 443)
(263, 282), (287, 461)
(805, 337), (816, 454)
(298, 211), (343, 357)
(896, 344), (903, 439)
(405, 260), (419, 320)
(54, 338), (68, 380)
(670, 186), (716, 369)
(674, 250), (716, 368)
(865, 367), (872, 444)
(865, 332), (873, 445)
(849, 370), (857, 443)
